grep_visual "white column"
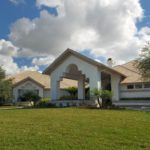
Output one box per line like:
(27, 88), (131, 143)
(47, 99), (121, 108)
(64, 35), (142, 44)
(78, 76), (85, 100)
(111, 73), (121, 101)
(89, 68), (101, 101)
(89, 68), (101, 90)
(50, 78), (60, 100)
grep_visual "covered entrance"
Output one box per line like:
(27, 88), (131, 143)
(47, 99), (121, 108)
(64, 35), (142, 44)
(43, 49), (123, 105)
(59, 64), (88, 100)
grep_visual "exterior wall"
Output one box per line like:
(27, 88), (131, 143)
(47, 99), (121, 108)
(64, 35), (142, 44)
(110, 73), (121, 101)
(13, 80), (44, 103)
(43, 89), (50, 98)
(120, 84), (150, 99)
(50, 55), (102, 100)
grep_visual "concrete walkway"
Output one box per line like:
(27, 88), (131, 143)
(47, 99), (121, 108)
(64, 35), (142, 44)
(113, 100), (150, 111)
(125, 106), (150, 112)
(113, 100), (150, 106)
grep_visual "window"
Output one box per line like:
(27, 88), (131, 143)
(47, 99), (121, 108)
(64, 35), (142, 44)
(127, 84), (134, 89)
(144, 83), (150, 89)
(34, 89), (39, 95)
(18, 89), (39, 96)
(135, 84), (142, 89)
(18, 89), (25, 97)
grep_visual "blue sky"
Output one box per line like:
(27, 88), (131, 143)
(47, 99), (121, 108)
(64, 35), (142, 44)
(0, 0), (149, 38)
(0, 0), (150, 74)
(0, 0), (58, 39)
(137, 0), (150, 28)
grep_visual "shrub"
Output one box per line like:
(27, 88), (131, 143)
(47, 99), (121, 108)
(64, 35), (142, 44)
(91, 88), (112, 108)
(19, 91), (41, 106)
(59, 95), (78, 100)
(64, 87), (77, 96)
(101, 90), (113, 107)
(37, 98), (50, 107)
(85, 87), (90, 99)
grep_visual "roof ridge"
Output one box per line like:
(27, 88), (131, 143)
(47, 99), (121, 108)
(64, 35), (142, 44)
(43, 48), (126, 77)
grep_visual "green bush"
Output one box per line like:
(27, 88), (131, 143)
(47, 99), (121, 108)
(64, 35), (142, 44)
(64, 87), (77, 96)
(37, 98), (50, 107)
(41, 98), (50, 102)
(19, 91), (41, 106)
(85, 87), (90, 99)
(91, 88), (112, 108)
(59, 95), (78, 100)
(101, 90), (112, 99)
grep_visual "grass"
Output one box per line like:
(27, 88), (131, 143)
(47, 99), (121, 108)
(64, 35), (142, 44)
(0, 108), (150, 150)
(0, 106), (18, 109)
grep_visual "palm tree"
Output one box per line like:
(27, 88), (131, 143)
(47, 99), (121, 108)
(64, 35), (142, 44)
(91, 88), (112, 108)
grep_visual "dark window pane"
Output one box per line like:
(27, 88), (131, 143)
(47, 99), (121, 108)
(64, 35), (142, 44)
(144, 83), (150, 88)
(127, 84), (134, 89)
(34, 90), (39, 95)
(135, 84), (142, 89)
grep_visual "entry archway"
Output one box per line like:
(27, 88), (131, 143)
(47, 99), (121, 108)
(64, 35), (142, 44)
(59, 64), (87, 100)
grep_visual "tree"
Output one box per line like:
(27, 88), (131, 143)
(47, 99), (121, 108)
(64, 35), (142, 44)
(19, 91), (41, 106)
(91, 88), (112, 108)
(0, 67), (5, 80)
(0, 67), (13, 105)
(64, 87), (78, 97)
(135, 43), (150, 81)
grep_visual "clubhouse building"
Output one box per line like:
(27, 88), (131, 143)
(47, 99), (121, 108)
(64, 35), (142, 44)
(9, 49), (150, 105)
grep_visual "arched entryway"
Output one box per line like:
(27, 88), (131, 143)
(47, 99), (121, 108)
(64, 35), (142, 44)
(45, 49), (122, 102)
(59, 64), (88, 100)
(50, 57), (102, 101)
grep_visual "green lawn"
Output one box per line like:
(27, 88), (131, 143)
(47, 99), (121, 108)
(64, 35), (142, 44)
(0, 108), (150, 150)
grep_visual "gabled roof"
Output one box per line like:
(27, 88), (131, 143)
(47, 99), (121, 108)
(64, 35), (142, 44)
(43, 48), (126, 77)
(8, 71), (50, 89)
(113, 60), (143, 84)
(13, 77), (45, 88)
(7, 70), (78, 89)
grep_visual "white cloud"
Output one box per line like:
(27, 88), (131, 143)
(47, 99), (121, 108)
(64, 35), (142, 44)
(0, 39), (39, 75)
(36, 0), (63, 8)
(0, 39), (18, 56)
(19, 65), (39, 72)
(0, 55), (19, 75)
(32, 55), (55, 66)
(9, 0), (25, 5)
(8, 0), (150, 65)
(0, 39), (19, 75)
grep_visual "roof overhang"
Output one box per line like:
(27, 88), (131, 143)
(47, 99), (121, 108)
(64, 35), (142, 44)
(43, 48), (126, 77)
(13, 77), (45, 88)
